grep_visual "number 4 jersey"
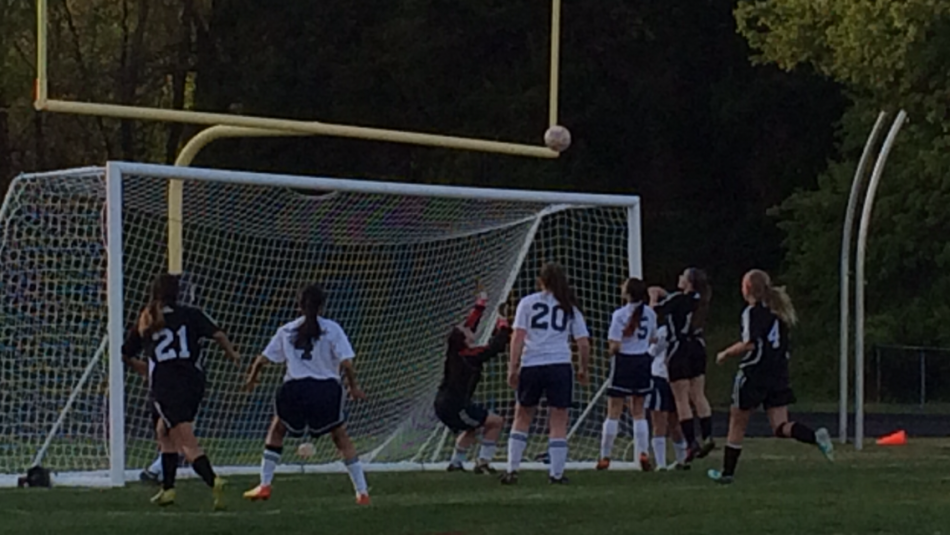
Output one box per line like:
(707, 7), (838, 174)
(122, 304), (222, 386)
(513, 291), (589, 368)
(739, 302), (789, 377)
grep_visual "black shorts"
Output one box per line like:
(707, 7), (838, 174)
(647, 376), (675, 413)
(732, 370), (796, 410)
(607, 353), (653, 398)
(275, 378), (346, 438)
(151, 381), (205, 430)
(667, 338), (707, 382)
(434, 395), (489, 433)
(517, 363), (573, 409)
(148, 374), (205, 429)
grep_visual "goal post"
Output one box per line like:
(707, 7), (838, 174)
(0, 162), (640, 486)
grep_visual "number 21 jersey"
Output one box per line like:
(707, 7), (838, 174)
(513, 291), (589, 368)
(122, 304), (221, 386)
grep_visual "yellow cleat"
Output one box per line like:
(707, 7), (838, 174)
(243, 484), (272, 501)
(151, 488), (176, 507)
(213, 477), (227, 511)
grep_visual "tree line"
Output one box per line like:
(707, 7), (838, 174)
(2, 1), (948, 399)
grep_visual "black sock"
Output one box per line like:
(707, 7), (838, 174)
(161, 453), (178, 491)
(789, 422), (817, 445)
(700, 416), (713, 440)
(722, 444), (742, 477)
(680, 418), (696, 446)
(191, 455), (217, 487)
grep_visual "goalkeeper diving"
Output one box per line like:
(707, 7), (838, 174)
(435, 291), (512, 474)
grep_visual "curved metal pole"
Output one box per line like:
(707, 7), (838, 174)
(854, 110), (907, 450)
(167, 125), (307, 274)
(839, 111), (888, 444)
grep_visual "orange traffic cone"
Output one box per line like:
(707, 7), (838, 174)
(876, 430), (907, 446)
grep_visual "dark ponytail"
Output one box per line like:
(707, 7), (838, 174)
(539, 263), (578, 318)
(138, 274), (179, 336)
(687, 268), (711, 331)
(621, 278), (648, 337)
(295, 283), (327, 350)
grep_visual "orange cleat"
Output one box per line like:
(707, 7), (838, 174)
(243, 484), (271, 501)
(596, 458), (610, 470)
(356, 493), (371, 505)
(639, 453), (653, 472)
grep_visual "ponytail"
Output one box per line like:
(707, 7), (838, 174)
(539, 263), (578, 318)
(138, 273), (179, 336)
(621, 278), (648, 337)
(687, 268), (711, 331)
(294, 283), (327, 350)
(767, 286), (798, 326)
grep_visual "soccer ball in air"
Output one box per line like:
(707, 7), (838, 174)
(297, 442), (316, 458)
(544, 125), (572, 153)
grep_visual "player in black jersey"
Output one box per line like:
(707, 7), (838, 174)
(122, 274), (240, 508)
(708, 270), (833, 484)
(435, 292), (512, 474)
(651, 267), (715, 461)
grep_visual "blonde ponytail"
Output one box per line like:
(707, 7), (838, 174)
(767, 286), (797, 326)
(137, 300), (166, 336)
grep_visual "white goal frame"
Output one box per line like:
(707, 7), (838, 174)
(91, 161), (642, 487)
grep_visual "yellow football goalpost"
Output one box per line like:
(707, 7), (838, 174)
(34, 0), (564, 274)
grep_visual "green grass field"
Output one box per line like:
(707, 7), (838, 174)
(3, 439), (950, 535)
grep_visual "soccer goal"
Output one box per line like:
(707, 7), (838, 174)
(0, 162), (641, 487)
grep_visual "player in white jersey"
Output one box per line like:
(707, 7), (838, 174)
(597, 278), (657, 472)
(502, 263), (591, 485)
(646, 323), (690, 470)
(242, 283), (369, 504)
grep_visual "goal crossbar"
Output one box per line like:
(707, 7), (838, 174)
(107, 162), (641, 207)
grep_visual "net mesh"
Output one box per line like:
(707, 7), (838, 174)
(0, 167), (635, 480)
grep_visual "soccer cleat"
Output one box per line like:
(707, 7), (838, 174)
(243, 484), (272, 501)
(446, 463), (467, 473)
(815, 427), (835, 461)
(638, 453), (653, 472)
(150, 488), (176, 506)
(139, 470), (160, 485)
(595, 458), (610, 471)
(707, 469), (734, 485)
(696, 438), (716, 459)
(356, 492), (371, 505)
(473, 460), (496, 475)
(499, 471), (518, 485)
(670, 461), (691, 471)
(548, 475), (570, 485)
(213, 477), (227, 510)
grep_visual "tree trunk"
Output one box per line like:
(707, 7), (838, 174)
(119, 0), (150, 160)
(166, 0), (196, 163)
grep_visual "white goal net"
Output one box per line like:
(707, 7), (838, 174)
(0, 163), (640, 486)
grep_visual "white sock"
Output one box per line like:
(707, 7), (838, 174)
(549, 438), (568, 479)
(261, 447), (281, 486)
(451, 446), (467, 467)
(673, 440), (689, 463)
(507, 431), (528, 473)
(633, 419), (650, 459)
(652, 437), (667, 468)
(600, 419), (619, 459)
(478, 441), (497, 462)
(345, 457), (368, 494)
(148, 454), (163, 476)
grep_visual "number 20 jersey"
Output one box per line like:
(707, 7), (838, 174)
(513, 291), (589, 368)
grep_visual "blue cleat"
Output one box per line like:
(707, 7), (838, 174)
(707, 469), (734, 485)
